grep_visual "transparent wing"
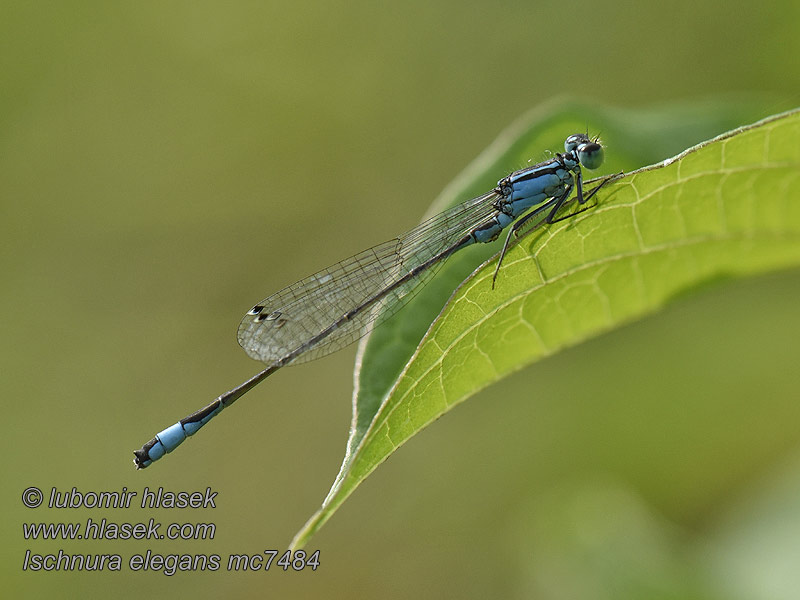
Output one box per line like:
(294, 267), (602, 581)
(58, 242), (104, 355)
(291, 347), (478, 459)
(237, 189), (503, 365)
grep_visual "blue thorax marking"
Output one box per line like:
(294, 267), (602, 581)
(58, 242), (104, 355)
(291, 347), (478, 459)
(470, 153), (579, 244)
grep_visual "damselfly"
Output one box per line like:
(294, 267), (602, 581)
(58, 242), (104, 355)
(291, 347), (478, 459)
(134, 134), (610, 468)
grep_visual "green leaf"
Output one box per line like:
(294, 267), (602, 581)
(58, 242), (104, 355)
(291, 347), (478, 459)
(291, 101), (800, 548)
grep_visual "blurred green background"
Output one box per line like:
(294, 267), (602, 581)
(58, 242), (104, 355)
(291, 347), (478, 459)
(3, 1), (800, 598)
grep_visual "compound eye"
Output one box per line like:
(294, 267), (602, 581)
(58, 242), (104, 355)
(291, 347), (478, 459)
(577, 142), (604, 170)
(564, 134), (589, 153)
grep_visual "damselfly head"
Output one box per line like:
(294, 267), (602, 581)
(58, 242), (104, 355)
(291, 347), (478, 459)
(565, 133), (604, 170)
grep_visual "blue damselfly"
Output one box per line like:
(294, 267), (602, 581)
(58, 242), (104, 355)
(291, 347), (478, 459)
(134, 134), (610, 468)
